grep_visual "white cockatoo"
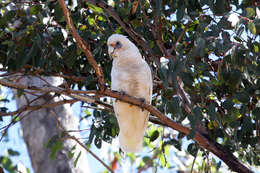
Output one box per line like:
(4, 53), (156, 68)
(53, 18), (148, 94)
(107, 34), (153, 152)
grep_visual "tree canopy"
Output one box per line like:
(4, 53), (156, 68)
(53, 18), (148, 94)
(0, 0), (259, 172)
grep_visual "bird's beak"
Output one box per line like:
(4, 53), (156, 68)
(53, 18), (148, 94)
(108, 45), (117, 58)
(108, 46), (114, 55)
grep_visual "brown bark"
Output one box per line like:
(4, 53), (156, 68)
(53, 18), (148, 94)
(0, 77), (252, 173)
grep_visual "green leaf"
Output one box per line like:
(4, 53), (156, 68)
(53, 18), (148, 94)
(158, 66), (168, 88)
(187, 143), (198, 157)
(254, 19), (260, 34)
(68, 151), (74, 159)
(200, 0), (210, 5)
(159, 153), (166, 166)
(84, 75), (94, 86)
(4, 10), (16, 21)
(54, 2), (65, 22)
(246, 8), (255, 18)
(30, 5), (42, 15)
(68, 145), (76, 159)
(150, 130), (159, 142)
(222, 99), (234, 110)
(0, 99), (9, 103)
(187, 128), (195, 139)
(180, 72), (194, 87)
(170, 96), (181, 116)
(248, 22), (256, 34)
(44, 135), (59, 148)
(87, 3), (104, 13)
(242, 116), (253, 133)
(236, 92), (250, 103)
(208, 120), (218, 130)
(177, 5), (185, 21)
(7, 149), (20, 156)
(208, 103), (216, 120)
(24, 41), (38, 64)
(93, 110), (101, 118)
(214, 0), (225, 15)
(74, 151), (81, 167)
(218, 16), (232, 29)
(253, 44), (259, 53)
(252, 108), (260, 120)
(230, 69), (242, 86)
(94, 137), (102, 149)
(50, 141), (64, 160)
(0, 107), (8, 113)
(163, 139), (181, 151)
(0, 156), (17, 172)
(88, 17), (95, 26)
(193, 107), (202, 120)
(142, 156), (151, 163)
(236, 25), (244, 37)
(234, 36), (243, 42)
(87, 125), (95, 145)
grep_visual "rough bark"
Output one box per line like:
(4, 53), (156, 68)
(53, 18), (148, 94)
(14, 76), (90, 173)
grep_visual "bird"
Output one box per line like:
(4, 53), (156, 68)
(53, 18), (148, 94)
(107, 34), (153, 152)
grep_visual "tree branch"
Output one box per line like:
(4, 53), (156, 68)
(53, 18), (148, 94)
(3, 1), (250, 172)
(169, 22), (190, 54)
(57, 0), (105, 90)
(50, 110), (114, 173)
(0, 77), (253, 173)
(0, 99), (76, 116)
(101, 89), (252, 173)
(86, 0), (160, 66)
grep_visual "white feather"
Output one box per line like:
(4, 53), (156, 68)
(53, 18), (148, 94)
(108, 34), (152, 152)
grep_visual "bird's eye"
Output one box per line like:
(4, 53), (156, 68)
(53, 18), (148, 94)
(116, 41), (122, 48)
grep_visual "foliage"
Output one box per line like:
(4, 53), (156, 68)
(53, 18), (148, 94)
(0, 0), (259, 172)
(0, 149), (19, 173)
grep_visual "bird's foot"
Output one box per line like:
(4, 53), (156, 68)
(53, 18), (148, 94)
(119, 91), (126, 99)
(139, 98), (146, 111)
(116, 90), (126, 102)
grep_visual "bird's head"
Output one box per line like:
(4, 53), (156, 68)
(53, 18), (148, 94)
(107, 34), (140, 59)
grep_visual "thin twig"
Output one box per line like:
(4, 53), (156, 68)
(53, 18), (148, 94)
(50, 110), (115, 173)
(190, 149), (198, 173)
(169, 22), (190, 54)
(137, 151), (159, 173)
(0, 99), (76, 116)
(68, 135), (114, 173)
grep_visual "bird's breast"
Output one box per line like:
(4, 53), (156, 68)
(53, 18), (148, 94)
(111, 67), (141, 97)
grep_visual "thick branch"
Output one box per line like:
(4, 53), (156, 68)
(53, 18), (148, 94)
(101, 89), (253, 173)
(0, 78), (253, 173)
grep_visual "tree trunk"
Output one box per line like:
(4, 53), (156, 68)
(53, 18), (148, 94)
(14, 75), (90, 173)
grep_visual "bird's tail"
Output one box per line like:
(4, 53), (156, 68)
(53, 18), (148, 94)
(115, 102), (149, 152)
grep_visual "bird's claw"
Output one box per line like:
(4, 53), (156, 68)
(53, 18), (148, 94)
(116, 90), (126, 102)
(119, 91), (126, 99)
(140, 98), (146, 111)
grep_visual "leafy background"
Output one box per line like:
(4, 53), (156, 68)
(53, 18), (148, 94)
(0, 0), (260, 172)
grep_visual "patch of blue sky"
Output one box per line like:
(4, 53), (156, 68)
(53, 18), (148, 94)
(0, 86), (33, 173)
